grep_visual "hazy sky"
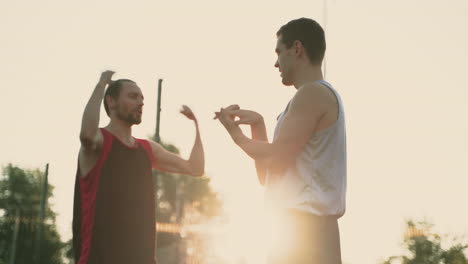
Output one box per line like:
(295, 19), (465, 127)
(1, 0), (467, 263)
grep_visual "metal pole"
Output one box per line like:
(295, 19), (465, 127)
(9, 208), (20, 264)
(154, 79), (163, 259)
(176, 178), (185, 264)
(34, 163), (49, 263)
(155, 79), (163, 143)
(323, 0), (328, 79)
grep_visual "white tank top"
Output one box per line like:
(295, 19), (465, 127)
(265, 80), (347, 217)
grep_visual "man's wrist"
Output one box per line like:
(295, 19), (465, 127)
(252, 116), (265, 128)
(97, 81), (108, 88)
(231, 130), (246, 145)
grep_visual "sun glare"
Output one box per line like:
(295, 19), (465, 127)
(197, 191), (294, 264)
(209, 205), (270, 264)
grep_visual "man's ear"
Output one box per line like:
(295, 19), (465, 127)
(293, 40), (305, 57)
(106, 95), (117, 111)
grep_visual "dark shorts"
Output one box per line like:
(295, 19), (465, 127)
(267, 209), (342, 264)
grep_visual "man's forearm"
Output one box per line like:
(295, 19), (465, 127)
(231, 128), (275, 161)
(250, 121), (268, 185)
(188, 121), (205, 176)
(234, 131), (292, 178)
(80, 82), (106, 140)
(250, 118), (268, 142)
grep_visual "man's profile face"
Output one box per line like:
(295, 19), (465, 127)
(274, 35), (295, 86)
(113, 82), (144, 125)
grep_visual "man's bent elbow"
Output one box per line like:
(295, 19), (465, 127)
(184, 162), (204, 177)
(79, 134), (94, 147)
(258, 177), (266, 186)
(191, 168), (205, 177)
(79, 132), (99, 150)
(79, 129), (97, 142)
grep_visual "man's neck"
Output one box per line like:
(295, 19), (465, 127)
(105, 119), (134, 143)
(293, 64), (324, 89)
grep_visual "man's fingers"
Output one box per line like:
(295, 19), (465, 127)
(179, 105), (197, 121)
(181, 104), (192, 111)
(215, 106), (239, 121)
(225, 104), (240, 111)
(102, 70), (115, 77)
(180, 105), (189, 112)
(180, 105), (195, 116)
(229, 109), (242, 116)
(100, 70), (115, 85)
(220, 108), (239, 116)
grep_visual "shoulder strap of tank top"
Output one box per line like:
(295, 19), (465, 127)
(136, 139), (155, 166)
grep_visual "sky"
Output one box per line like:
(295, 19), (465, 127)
(1, 0), (467, 263)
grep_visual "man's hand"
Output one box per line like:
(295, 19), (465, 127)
(180, 105), (197, 121)
(98, 70), (115, 86)
(232, 109), (263, 126)
(214, 104), (269, 185)
(215, 104), (240, 132)
(213, 104), (238, 120)
(214, 105), (263, 126)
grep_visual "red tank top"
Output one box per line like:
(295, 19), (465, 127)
(73, 128), (156, 264)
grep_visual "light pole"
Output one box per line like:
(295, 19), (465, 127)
(8, 208), (20, 264)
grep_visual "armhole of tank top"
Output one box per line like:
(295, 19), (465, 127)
(80, 128), (114, 181)
(277, 101), (291, 120)
(319, 81), (342, 120)
(137, 139), (155, 168)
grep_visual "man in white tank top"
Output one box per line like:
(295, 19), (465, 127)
(216, 18), (346, 264)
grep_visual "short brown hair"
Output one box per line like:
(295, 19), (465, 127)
(277, 18), (326, 65)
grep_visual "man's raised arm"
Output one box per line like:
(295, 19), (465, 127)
(149, 105), (205, 177)
(79, 71), (114, 150)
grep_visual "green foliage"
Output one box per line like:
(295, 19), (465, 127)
(152, 139), (223, 262)
(0, 164), (64, 264)
(62, 238), (74, 264)
(382, 220), (468, 264)
(153, 140), (221, 222)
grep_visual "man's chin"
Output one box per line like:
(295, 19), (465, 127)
(282, 79), (293, 86)
(125, 117), (142, 125)
(128, 114), (142, 125)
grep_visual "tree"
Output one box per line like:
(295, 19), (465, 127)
(382, 220), (468, 264)
(152, 139), (223, 264)
(0, 164), (64, 264)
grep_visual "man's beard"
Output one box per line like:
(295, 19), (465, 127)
(116, 108), (141, 125)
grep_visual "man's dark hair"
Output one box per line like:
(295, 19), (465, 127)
(277, 18), (326, 65)
(103, 79), (136, 117)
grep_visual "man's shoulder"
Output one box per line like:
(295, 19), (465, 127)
(291, 82), (329, 106)
(286, 82), (335, 119)
(298, 81), (330, 95)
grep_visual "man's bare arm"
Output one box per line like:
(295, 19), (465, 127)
(149, 105), (205, 176)
(217, 108), (269, 185)
(218, 84), (327, 175)
(251, 120), (268, 185)
(79, 71), (114, 150)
